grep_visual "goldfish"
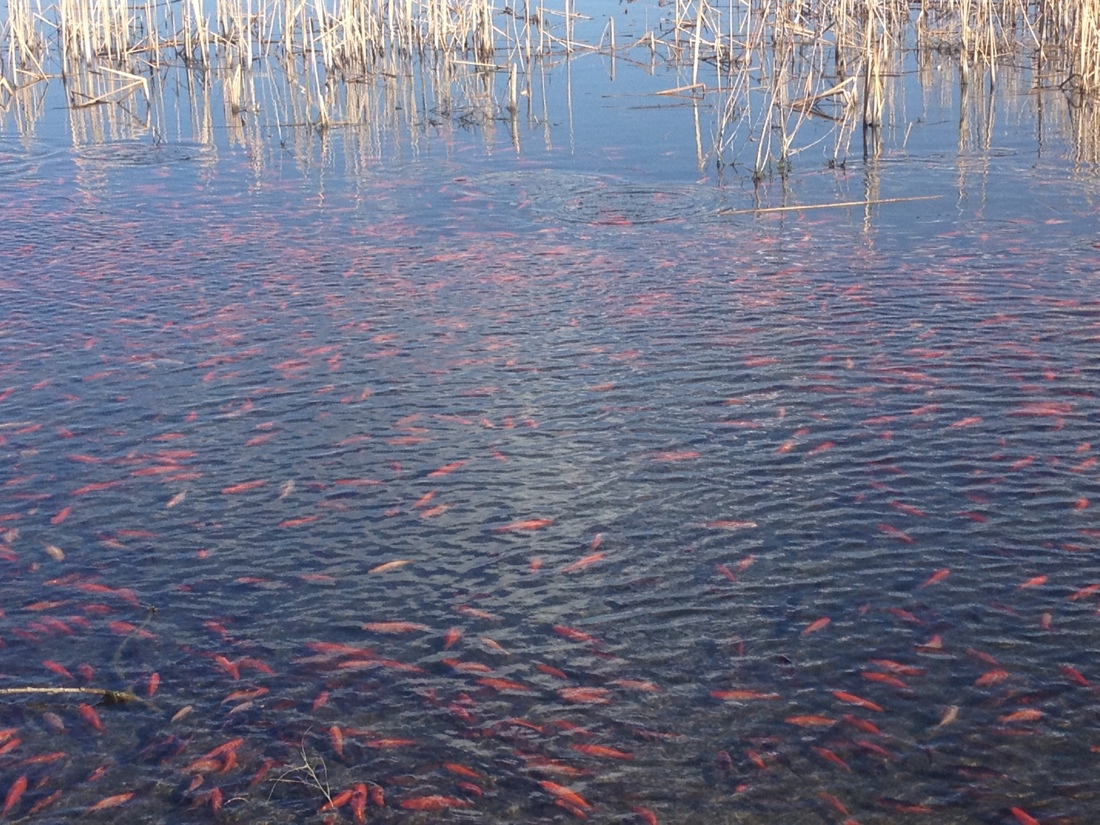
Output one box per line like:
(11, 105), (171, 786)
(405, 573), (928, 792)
(78, 703), (104, 731)
(361, 621), (429, 633)
(428, 460), (467, 477)
(802, 617), (831, 635)
(553, 625), (599, 644)
(710, 690), (780, 701)
(785, 715), (836, 727)
(539, 781), (591, 810)
(86, 792), (134, 812)
(558, 687), (612, 704)
(368, 559), (414, 574)
(812, 746), (851, 771)
(476, 677), (531, 692)
(831, 691), (884, 712)
(571, 744), (633, 759)
(561, 553), (605, 573)
(862, 672), (908, 689)
(975, 669), (1010, 687)
(220, 480), (267, 494)
(400, 795), (470, 810)
(918, 568), (950, 589)
(493, 518), (553, 532)
(2, 776), (27, 817)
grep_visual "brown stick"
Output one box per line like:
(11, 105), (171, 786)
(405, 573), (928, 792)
(719, 195), (942, 216)
(0, 686), (139, 704)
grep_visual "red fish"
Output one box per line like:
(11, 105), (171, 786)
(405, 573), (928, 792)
(571, 744), (633, 759)
(221, 480), (267, 494)
(784, 715), (836, 727)
(1018, 575), (1047, 590)
(2, 776), (27, 817)
(50, 507), (72, 525)
(78, 703), (104, 731)
(476, 677), (532, 692)
(812, 746), (851, 771)
(862, 672), (908, 689)
(918, 568), (950, 589)
(362, 621), (429, 634)
(561, 553), (605, 573)
(428, 460), (467, 477)
(832, 691), (884, 712)
(86, 792), (134, 812)
(975, 669), (1010, 687)
(802, 617), (830, 635)
(493, 518), (553, 532)
(878, 523), (914, 543)
(539, 781), (591, 810)
(558, 687), (612, 704)
(399, 796), (470, 810)
(710, 690), (780, 701)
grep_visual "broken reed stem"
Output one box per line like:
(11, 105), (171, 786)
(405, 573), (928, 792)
(0, 686), (139, 703)
(719, 194), (943, 216)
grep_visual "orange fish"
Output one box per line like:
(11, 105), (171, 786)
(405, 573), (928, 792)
(862, 672), (908, 689)
(493, 518), (553, 532)
(428, 460), (466, 478)
(86, 792), (135, 812)
(2, 775), (27, 817)
(368, 559), (414, 574)
(999, 709), (1043, 723)
(975, 669), (1010, 687)
(553, 625), (598, 644)
(213, 656), (240, 680)
(50, 507), (72, 525)
(558, 687), (612, 704)
(78, 703), (104, 731)
(918, 568), (950, 589)
(1009, 808), (1040, 825)
(400, 795), (470, 810)
(802, 617), (831, 636)
(878, 523), (914, 543)
(279, 515), (319, 528)
(785, 715), (836, 727)
(221, 480), (267, 494)
(329, 726), (344, 758)
(476, 677), (531, 692)
(812, 746), (851, 771)
(948, 416), (982, 428)
(1018, 575), (1047, 590)
(571, 743), (633, 759)
(443, 627), (462, 649)
(1061, 665), (1089, 686)
(868, 659), (925, 676)
(831, 691), (884, 712)
(1069, 583), (1100, 601)
(361, 621), (429, 633)
(538, 781), (591, 811)
(537, 663), (569, 680)
(710, 690), (780, 701)
(561, 553), (605, 573)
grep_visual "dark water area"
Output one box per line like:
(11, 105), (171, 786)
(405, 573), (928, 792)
(4, 13), (1100, 823)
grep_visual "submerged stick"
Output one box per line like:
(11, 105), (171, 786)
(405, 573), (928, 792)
(0, 686), (139, 704)
(719, 194), (941, 216)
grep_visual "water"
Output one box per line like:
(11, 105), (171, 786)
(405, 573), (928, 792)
(2, 4), (1100, 822)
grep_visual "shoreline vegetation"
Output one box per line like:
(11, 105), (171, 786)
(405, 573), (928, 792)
(1, 0), (1099, 178)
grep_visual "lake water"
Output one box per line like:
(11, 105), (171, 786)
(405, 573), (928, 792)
(2, 2), (1100, 822)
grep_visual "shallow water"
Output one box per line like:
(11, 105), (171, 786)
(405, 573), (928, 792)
(3, 7), (1100, 823)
